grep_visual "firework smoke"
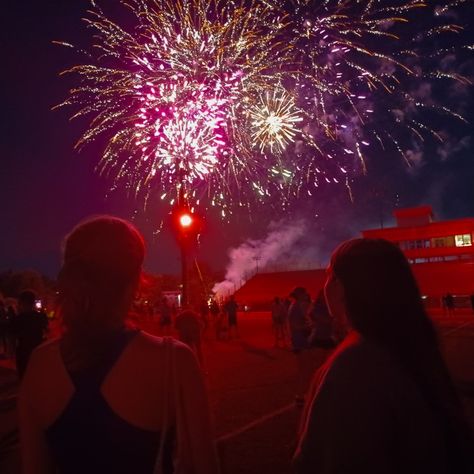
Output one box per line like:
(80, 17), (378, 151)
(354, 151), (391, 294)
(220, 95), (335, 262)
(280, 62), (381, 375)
(212, 219), (308, 297)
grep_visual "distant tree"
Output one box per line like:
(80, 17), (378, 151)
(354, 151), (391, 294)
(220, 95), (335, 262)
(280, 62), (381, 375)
(0, 270), (15, 296)
(0, 269), (56, 307)
(0, 269), (43, 297)
(138, 272), (163, 308)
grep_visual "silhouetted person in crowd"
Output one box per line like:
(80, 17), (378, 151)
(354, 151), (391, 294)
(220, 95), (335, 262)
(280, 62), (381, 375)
(271, 297), (288, 347)
(215, 308), (228, 341)
(4, 303), (17, 357)
(11, 290), (48, 378)
(294, 238), (473, 474)
(199, 299), (210, 335)
(210, 300), (220, 337)
(444, 292), (455, 316)
(224, 295), (239, 338)
(210, 299), (220, 321)
(175, 309), (204, 368)
(288, 287), (311, 406)
(159, 296), (172, 335)
(0, 299), (8, 356)
(288, 287), (310, 354)
(19, 216), (218, 474)
(307, 290), (335, 349)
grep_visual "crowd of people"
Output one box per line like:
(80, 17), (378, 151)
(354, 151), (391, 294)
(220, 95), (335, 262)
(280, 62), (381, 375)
(130, 294), (241, 359)
(0, 291), (49, 378)
(270, 288), (337, 351)
(0, 279), (241, 383)
(1, 215), (472, 473)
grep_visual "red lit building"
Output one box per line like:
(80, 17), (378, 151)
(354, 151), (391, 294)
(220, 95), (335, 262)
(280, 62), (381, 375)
(235, 206), (474, 311)
(362, 206), (474, 308)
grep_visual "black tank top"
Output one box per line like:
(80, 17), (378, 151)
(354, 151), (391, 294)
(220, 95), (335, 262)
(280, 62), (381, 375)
(45, 329), (174, 474)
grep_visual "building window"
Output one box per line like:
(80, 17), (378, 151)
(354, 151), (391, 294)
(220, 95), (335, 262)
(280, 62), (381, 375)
(433, 238), (446, 248)
(402, 239), (431, 250)
(455, 234), (472, 247)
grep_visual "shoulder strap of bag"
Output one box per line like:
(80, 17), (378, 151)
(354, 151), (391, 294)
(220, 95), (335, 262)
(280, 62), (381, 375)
(153, 336), (172, 474)
(172, 342), (194, 474)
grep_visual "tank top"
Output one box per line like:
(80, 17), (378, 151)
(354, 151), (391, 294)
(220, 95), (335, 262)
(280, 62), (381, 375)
(45, 329), (174, 474)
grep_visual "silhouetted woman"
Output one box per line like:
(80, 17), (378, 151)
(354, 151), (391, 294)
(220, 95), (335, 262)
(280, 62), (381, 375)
(19, 216), (218, 474)
(294, 238), (473, 474)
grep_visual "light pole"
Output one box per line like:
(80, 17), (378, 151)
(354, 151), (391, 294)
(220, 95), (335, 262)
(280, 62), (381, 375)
(172, 170), (201, 307)
(172, 194), (201, 308)
(178, 211), (193, 307)
(253, 255), (261, 274)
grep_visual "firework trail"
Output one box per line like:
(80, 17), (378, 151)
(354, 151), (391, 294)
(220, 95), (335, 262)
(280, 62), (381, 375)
(56, 0), (473, 213)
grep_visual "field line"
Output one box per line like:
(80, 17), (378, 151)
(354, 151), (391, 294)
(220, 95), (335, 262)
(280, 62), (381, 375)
(217, 403), (294, 443)
(442, 320), (474, 337)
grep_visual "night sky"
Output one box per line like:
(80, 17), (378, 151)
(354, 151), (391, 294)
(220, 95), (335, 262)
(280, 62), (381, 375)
(1, 1), (474, 279)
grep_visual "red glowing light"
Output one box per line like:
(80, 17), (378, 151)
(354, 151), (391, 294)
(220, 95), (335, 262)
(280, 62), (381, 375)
(179, 214), (193, 227)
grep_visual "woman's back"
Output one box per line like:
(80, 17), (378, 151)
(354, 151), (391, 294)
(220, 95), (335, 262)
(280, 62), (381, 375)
(20, 216), (218, 474)
(20, 331), (217, 474)
(297, 238), (474, 473)
(295, 332), (450, 474)
(46, 329), (172, 474)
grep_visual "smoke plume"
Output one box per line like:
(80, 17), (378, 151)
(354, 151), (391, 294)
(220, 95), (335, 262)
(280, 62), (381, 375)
(212, 219), (308, 298)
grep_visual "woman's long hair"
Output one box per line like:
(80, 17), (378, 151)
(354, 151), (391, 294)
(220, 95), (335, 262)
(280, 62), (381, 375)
(330, 238), (473, 471)
(57, 215), (145, 368)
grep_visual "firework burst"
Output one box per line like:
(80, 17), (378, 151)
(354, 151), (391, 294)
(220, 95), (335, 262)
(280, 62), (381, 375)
(56, 0), (473, 214)
(250, 90), (303, 153)
(56, 0), (289, 213)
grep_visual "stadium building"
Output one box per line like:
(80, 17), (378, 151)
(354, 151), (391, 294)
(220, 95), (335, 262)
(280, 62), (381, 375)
(362, 206), (474, 310)
(235, 206), (474, 311)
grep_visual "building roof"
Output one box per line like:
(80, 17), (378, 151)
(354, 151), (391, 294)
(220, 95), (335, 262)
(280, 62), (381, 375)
(234, 269), (326, 308)
(363, 217), (474, 261)
(362, 205), (474, 239)
(363, 218), (474, 240)
(393, 206), (433, 219)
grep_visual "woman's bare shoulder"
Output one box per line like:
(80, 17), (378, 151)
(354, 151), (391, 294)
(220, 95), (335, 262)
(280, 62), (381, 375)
(134, 330), (164, 345)
(20, 338), (73, 419)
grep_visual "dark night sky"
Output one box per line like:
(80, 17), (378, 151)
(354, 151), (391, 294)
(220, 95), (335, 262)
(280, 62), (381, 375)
(1, 1), (474, 279)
